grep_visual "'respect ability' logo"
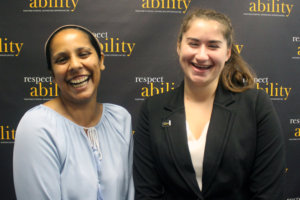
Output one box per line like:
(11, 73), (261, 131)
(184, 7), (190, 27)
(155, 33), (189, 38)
(23, 0), (79, 12)
(134, 76), (176, 101)
(94, 32), (135, 57)
(235, 44), (244, 54)
(244, 0), (294, 17)
(0, 37), (23, 57)
(0, 125), (15, 144)
(255, 77), (292, 101)
(289, 118), (300, 141)
(136, 0), (192, 14)
(24, 76), (58, 101)
(292, 36), (300, 60)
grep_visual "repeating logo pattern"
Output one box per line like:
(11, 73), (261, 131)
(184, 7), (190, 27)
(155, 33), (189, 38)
(255, 77), (292, 101)
(292, 36), (300, 60)
(0, 125), (15, 144)
(245, 0), (294, 17)
(23, 76), (58, 101)
(0, 37), (23, 57)
(94, 32), (136, 57)
(136, 0), (192, 14)
(134, 76), (175, 100)
(24, 0), (79, 12)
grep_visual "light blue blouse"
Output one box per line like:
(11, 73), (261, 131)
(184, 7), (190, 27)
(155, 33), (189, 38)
(13, 103), (134, 200)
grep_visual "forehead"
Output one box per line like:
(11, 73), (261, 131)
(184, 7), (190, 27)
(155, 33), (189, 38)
(185, 18), (225, 37)
(50, 28), (91, 49)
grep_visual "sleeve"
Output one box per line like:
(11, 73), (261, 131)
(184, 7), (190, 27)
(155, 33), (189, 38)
(13, 112), (62, 200)
(249, 90), (286, 199)
(133, 100), (166, 200)
(127, 128), (135, 200)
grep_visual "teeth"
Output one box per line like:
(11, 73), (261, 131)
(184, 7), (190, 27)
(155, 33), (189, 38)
(72, 81), (88, 88)
(69, 76), (89, 84)
(193, 63), (210, 68)
(68, 76), (90, 88)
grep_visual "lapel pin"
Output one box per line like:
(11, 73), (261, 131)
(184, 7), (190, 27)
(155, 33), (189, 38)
(162, 120), (171, 127)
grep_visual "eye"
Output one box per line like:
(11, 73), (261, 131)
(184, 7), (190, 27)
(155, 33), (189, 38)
(209, 44), (220, 49)
(188, 42), (199, 47)
(208, 41), (222, 49)
(54, 56), (68, 64)
(79, 51), (92, 58)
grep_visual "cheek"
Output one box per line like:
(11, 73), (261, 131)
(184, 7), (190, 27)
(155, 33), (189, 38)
(179, 48), (194, 61)
(87, 58), (101, 70)
(211, 51), (230, 64)
(92, 65), (101, 79)
(52, 68), (66, 80)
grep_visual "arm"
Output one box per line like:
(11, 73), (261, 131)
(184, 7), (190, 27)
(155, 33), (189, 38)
(249, 91), (286, 199)
(13, 112), (62, 200)
(127, 130), (135, 200)
(133, 100), (165, 200)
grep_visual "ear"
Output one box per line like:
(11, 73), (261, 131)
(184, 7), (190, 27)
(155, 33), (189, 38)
(99, 52), (105, 71)
(50, 71), (57, 83)
(226, 47), (232, 62)
(177, 42), (181, 56)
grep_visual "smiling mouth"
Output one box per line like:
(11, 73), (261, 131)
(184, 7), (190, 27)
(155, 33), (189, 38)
(68, 75), (90, 88)
(192, 63), (212, 70)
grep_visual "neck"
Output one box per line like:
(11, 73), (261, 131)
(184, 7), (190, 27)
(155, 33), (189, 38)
(57, 96), (101, 127)
(184, 78), (219, 103)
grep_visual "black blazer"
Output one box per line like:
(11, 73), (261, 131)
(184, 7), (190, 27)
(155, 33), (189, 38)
(133, 82), (285, 200)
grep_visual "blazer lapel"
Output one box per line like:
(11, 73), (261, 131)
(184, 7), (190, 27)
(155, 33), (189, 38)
(162, 83), (203, 198)
(161, 83), (236, 198)
(202, 84), (236, 194)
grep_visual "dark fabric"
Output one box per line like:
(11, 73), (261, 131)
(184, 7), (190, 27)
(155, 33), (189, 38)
(133, 82), (286, 200)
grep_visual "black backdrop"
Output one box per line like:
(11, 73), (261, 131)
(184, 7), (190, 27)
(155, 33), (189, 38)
(1, 0), (299, 199)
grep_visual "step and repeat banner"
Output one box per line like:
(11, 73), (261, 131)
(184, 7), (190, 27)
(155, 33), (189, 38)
(0, 0), (299, 199)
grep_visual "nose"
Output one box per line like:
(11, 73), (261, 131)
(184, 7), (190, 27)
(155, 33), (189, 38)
(69, 56), (82, 71)
(195, 46), (209, 61)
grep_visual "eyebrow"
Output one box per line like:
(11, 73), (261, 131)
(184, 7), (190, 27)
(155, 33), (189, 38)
(186, 37), (223, 44)
(77, 47), (92, 52)
(52, 47), (92, 58)
(52, 52), (67, 60)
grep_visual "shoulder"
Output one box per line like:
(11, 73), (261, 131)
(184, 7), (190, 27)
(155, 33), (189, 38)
(232, 88), (276, 118)
(16, 105), (63, 141)
(14, 105), (65, 154)
(17, 105), (56, 131)
(142, 87), (180, 110)
(230, 87), (271, 105)
(103, 103), (131, 120)
(239, 88), (269, 98)
(149, 87), (177, 102)
(101, 103), (132, 142)
(19, 105), (47, 121)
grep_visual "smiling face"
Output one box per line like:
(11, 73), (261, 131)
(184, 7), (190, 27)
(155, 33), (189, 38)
(50, 28), (105, 104)
(177, 18), (231, 88)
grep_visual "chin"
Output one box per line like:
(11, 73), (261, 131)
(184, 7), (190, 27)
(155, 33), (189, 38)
(72, 92), (95, 103)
